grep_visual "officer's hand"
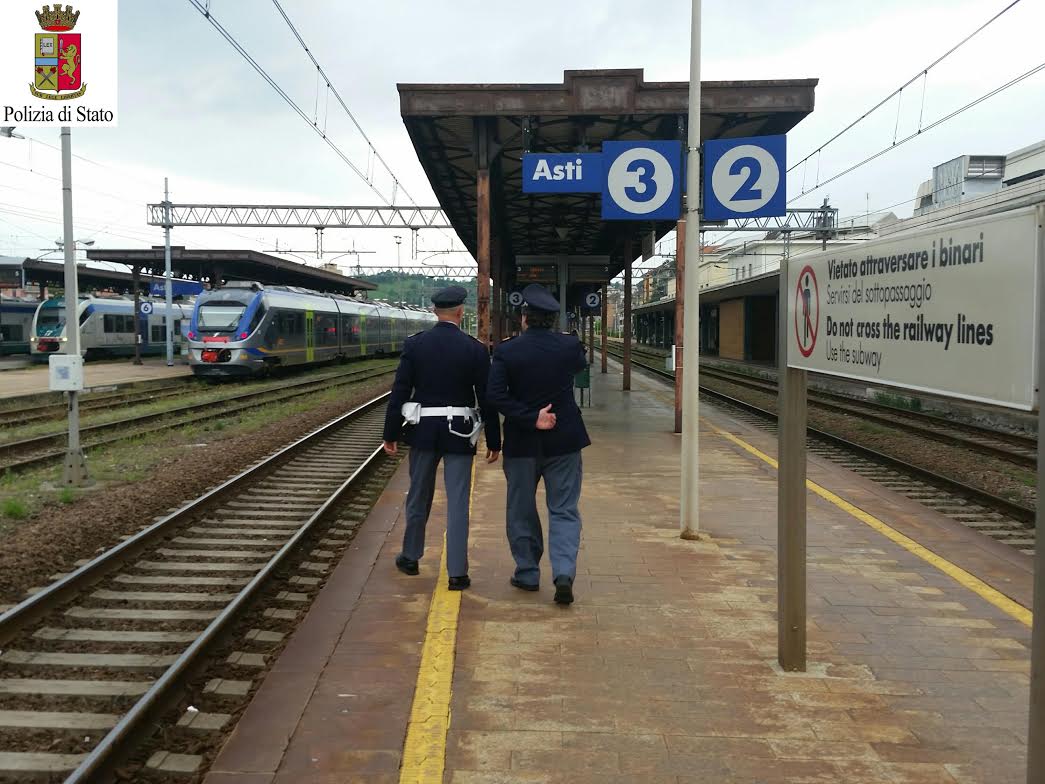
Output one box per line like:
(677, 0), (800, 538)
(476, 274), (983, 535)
(383, 440), (397, 455)
(485, 449), (500, 464)
(536, 404), (557, 430)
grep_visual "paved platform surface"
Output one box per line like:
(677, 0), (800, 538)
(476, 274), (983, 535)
(205, 362), (1033, 784)
(0, 356), (191, 399)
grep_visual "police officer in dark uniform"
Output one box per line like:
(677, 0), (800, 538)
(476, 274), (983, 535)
(488, 284), (590, 605)
(383, 285), (501, 590)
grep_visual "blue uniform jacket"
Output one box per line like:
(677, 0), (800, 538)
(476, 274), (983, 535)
(487, 328), (591, 458)
(382, 321), (501, 455)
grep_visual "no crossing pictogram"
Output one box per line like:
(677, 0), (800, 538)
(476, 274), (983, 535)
(794, 265), (819, 358)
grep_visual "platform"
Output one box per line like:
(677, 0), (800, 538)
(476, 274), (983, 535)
(205, 363), (1033, 784)
(0, 356), (191, 399)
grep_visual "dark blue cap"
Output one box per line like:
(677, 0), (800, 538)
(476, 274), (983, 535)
(431, 285), (467, 308)
(521, 283), (559, 313)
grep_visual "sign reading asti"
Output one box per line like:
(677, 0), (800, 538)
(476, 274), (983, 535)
(0, 1), (118, 126)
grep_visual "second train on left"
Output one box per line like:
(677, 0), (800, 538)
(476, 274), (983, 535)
(187, 281), (437, 378)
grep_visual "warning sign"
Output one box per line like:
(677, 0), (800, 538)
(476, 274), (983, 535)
(786, 207), (1041, 411)
(794, 265), (819, 358)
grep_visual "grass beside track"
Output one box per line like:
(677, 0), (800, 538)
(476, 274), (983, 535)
(0, 361), (394, 444)
(0, 366), (394, 528)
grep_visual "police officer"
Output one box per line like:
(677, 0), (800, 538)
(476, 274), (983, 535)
(383, 285), (501, 591)
(488, 284), (590, 605)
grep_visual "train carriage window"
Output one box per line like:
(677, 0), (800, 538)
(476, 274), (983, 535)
(78, 309), (90, 326)
(151, 324), (164, 342)
(246, 306), (265, 335)
(104, 314), (135, 333)
(317, 314), (338, 346)
(0, 324), (23, 341)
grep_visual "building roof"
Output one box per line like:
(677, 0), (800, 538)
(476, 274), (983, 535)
(85, 248), (376, 295)
(399, 68), (818, 282)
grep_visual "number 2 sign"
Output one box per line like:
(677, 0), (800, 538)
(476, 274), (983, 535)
(703, 135), (786, 221)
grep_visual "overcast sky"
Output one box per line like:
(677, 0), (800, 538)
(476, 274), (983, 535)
(2, 0), (1043, 276)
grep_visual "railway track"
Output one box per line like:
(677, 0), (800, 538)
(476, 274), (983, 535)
(0, 392), (393, 781)
(0, 363), (396, 475)
(608, 340), (1038, 466)
(0, 378), (197, 429)
(699, 364), (1038, 467)
(603, 345), (1036, 555)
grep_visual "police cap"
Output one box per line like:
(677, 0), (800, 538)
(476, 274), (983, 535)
(431, 285), (467, 308)
(521, 283), (559, 313)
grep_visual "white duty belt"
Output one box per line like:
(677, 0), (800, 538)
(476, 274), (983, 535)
(400, 402), (483, 447)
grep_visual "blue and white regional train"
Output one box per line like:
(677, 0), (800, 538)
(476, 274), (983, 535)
(30, 295), (193, 361)
(187, 282), (437, 378)
(1, 296), (41, 356)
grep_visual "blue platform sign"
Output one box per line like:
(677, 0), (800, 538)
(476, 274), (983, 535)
(703, 134), (786, 221)
(601, 140), (682, 221)
(522, 153), (602, 193)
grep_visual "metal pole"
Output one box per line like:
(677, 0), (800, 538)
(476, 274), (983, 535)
(600, 284), (608, 374)
(674, 218), (685, 434)
(1028, 204), (1045, 783)
(776, 251), (807, 671)
(163, 178), (173, 366)
(60, 127), (88, 486)
(132, 265), (142, 365)
(476, 169), (491, 348)
(680, 0), (701, 539)
(623, 244), (632, 391)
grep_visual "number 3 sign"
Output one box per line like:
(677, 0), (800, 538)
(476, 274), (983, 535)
(703, 135), (786, 221)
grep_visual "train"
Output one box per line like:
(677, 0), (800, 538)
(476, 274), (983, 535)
(1, 296), (41, 356)
(30, 294), (194, 361)
(187, 281), (437, 378)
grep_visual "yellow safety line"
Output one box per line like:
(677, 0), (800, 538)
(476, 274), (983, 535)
(706, 420), (1033, 628)
(398, 459), (476, 783)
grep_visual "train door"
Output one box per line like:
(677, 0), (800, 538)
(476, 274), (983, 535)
(359, 314), (367, 355)
(305, 310), (315, 362)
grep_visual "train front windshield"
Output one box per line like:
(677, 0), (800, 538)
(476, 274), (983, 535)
(198, 302), (248, 332)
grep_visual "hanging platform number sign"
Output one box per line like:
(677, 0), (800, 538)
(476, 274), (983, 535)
(703, 135), (786, 221)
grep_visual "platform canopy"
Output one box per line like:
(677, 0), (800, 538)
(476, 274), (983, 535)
(23, 258), (175, 294)
(85, 248), (376, 295)
(399, 68), (818, 281)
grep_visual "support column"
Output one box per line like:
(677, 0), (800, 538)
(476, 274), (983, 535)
(679, 0), (701, 539)
(623, 241), (632, 391)
(132, 265), (143, 365)
(491, 242), (503, 345)
(587, 310), (594, 366)
(674, 218), (685, 433)
(600, 284), (608, 374)
(476, 169), (491, 348)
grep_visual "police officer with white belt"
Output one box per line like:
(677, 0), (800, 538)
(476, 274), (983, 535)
(488, 284), (590, 605)
(383, 285), (501, 590)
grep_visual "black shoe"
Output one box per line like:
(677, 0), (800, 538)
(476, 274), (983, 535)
(553, 576), (574, 605)
(510, 577), (539, 592)
(395, 555), (419, 576)
(448, 575), (471, 591)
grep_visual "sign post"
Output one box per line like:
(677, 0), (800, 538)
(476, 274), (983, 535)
(781, 207), (1042, 689)
(1028, 203), (1045, 784)
(777, 251), (807, 671)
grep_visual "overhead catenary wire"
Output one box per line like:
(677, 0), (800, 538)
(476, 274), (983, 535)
(790, 58), (1045, 203)
(787, 0), (1023, 175)
(186, 0), (406, 208)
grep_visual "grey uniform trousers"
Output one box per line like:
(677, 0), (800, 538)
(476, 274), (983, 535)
(503, 451), (583, 585)
(401, 449), (474, 578)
